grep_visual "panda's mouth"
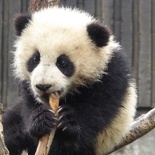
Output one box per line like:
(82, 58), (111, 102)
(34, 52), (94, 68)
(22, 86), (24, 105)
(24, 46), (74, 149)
(39, 90), (62, 104)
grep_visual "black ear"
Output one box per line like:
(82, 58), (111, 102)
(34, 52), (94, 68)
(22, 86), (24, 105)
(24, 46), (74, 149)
(87, 22), (110, 47)
(14, 14), (31, 36)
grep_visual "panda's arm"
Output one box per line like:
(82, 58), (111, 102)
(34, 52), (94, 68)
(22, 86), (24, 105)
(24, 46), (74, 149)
(2, 103), (37, 154)
(52, 90), (115, 155)
(21, 98), (57, 139)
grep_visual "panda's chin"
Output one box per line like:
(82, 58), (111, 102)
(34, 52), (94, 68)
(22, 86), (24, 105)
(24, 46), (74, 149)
(40, 93), (50, 104)
(36, 93), (49, 104)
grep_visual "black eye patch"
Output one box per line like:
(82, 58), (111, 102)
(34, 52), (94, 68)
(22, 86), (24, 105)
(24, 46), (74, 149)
(56, 54), (75, 77)
(27, 51), (40, 72)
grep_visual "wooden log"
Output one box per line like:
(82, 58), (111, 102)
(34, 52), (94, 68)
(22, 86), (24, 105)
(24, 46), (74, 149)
(101, 0), (114, 32)
(132, 0), (139, 89)
(65, 0), (77, 8)
(0, 0), (2, 102)
(84, 0), (95, 15)
(152, 0), (155, 107)
(1, 0), (9, 106)
(7, 0), (20, 107)
(121, 0), (133, 61)
(113, 0), (121, 42)
(138, 0), (151, 107)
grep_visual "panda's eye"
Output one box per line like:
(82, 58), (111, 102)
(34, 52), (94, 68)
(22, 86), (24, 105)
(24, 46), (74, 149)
(57, 56), (68, 68)
(33, 54), (40, 64)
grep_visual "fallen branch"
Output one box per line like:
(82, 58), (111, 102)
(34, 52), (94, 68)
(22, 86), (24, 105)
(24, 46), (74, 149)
(30, 0), (60, 13)
(0, 103), (9, 155)
(107, 107), (155, 154)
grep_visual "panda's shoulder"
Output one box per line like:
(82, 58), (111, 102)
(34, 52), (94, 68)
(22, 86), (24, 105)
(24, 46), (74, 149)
(106, 49), (132, 76)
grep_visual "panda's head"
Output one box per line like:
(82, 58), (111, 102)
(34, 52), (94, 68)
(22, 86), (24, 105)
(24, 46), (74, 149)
(13, 7), (119, 104)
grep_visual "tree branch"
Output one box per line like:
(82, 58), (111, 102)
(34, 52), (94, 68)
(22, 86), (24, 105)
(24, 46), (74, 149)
(107, 108), (155, 154)
(30, 0), (60, 13)
(0, 103), (9, 155)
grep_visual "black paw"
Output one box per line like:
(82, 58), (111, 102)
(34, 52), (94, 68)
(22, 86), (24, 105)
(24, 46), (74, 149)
(29, 106), (57, 138)
(56, 105), (81, 145)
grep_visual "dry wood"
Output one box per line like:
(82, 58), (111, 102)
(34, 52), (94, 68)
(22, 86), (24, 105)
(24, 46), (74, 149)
(30, 0), (60, 13)
(0, 103), (9, 155)
(45, 94), (59, 154)
(0, 122), (9, 155)
(35, 134), (49, 155)
(107, 108), (155, 154)
(35, 94), (59, 155)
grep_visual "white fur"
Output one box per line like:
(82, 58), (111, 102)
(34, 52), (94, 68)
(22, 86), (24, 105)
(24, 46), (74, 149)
(95, 81), (137, 155)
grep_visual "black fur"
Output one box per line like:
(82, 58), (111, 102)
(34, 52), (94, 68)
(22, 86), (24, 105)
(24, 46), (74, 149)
(27, 51), (40, 72)
(56, 54), (75, 77)
(14, 14), (31, 36)
(2, 50), (132, 155)
(87, 22), (110, 47)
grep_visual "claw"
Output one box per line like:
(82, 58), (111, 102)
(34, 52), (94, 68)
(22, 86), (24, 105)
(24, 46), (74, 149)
(49, 109), (55, 113)
(58, 115), (64, 121)
(52, 122), (57, 126)
(62, 126), (68, 131)
(57, 122), (63, 128)
(57, 106), (63, 113)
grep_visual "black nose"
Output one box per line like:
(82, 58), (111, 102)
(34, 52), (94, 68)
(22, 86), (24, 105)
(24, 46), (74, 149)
(36, 84), (51, 92)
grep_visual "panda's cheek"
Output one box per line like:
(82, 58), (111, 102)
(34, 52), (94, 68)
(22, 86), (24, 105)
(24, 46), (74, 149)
(30, 76), (41, 96)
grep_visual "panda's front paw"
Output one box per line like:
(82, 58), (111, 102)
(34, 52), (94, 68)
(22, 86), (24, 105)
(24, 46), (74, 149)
(56, 105), (81, 145)
(29, 106), (57, 138)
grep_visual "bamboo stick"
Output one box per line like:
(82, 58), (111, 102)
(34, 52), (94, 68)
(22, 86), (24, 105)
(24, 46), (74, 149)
(35, 94), (59, 155)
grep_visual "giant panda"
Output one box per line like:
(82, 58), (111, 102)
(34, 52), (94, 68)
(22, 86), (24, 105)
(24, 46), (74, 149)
(2, 7), (137, 155)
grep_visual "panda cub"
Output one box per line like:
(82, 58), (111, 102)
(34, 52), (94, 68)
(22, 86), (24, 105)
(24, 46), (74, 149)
(2, 7), (137, 155)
